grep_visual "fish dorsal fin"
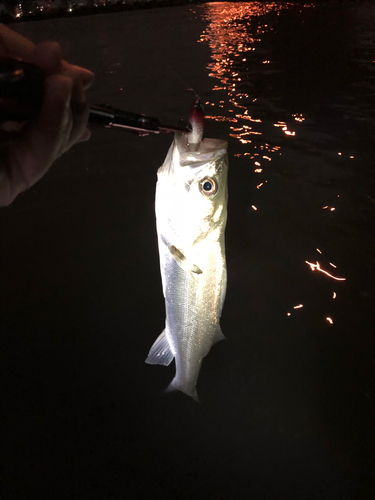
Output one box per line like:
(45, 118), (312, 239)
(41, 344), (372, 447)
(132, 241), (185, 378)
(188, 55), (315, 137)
(169, 245), (202, 275)
(145, 330), (174, 366)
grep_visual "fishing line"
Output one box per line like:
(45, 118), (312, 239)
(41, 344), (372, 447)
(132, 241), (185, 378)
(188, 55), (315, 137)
(164, 62), (197, 96)
(103, 24), (200, 105)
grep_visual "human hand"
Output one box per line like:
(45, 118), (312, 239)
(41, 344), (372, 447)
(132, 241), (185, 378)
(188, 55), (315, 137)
(0, 25), (94, 206)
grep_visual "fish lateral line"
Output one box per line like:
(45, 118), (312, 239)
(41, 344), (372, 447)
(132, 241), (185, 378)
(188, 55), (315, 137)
(169, 245), (203, 275)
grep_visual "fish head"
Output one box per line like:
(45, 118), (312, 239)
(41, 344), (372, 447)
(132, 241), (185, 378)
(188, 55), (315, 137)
(156, 134), (228, 250)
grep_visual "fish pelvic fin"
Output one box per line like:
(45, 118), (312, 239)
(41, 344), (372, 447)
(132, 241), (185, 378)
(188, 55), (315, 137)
(165, 378), (200, 403)
(145, 330), (174, 366)
(169, 245), (202, 275)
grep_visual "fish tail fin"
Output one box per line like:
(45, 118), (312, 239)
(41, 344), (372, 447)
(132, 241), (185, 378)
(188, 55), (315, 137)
(165, 378), (200, 403)
(145, 330), (174, 366)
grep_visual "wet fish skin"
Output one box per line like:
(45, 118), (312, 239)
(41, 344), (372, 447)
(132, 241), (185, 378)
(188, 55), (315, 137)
(146, 133), (228, 401)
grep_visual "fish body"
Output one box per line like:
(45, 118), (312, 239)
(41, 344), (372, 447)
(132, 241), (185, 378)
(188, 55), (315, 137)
(146, 122), (228, 400)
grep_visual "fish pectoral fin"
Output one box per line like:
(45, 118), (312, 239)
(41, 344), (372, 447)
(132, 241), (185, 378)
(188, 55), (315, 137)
(145, 329), (174, 366)
(169, 245), (202, 275)
(213, 325), (226, 345)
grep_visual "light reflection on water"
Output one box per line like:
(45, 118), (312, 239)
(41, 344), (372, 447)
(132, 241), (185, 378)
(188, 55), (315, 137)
(196, 1), (357, 324)
(198, 1), (312, 161)
(198, 1), (300, 158)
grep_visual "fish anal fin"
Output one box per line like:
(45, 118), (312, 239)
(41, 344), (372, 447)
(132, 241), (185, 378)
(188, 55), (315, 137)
(145, 330), (174, 366)
(219, 266), (227, 316)
(169, 245), (202, 274)
(213, 325), (225, 345)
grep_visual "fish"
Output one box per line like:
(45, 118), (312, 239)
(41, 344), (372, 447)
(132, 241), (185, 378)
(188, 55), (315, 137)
(145, 97), (229, 401)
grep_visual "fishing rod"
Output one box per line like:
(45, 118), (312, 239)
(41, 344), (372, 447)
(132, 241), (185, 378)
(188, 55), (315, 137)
(0, 57), (191, 135)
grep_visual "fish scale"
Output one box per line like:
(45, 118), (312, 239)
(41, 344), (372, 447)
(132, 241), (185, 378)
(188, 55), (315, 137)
(145, 124), (228, 401)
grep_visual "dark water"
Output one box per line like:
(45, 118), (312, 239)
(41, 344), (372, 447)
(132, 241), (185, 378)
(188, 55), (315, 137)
(1, 2), (375, 499)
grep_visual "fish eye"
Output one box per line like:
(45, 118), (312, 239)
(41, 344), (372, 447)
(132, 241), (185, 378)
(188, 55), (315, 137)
(200, 177), (218, 197)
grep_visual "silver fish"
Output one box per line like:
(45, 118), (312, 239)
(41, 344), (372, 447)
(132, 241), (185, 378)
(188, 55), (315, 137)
(145, 103), (228, 401)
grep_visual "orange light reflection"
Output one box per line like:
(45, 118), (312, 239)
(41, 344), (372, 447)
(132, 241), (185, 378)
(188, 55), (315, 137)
(206, 115), (238, 123)
(305, 261), (346, 281)
(198, 2), (284, 155)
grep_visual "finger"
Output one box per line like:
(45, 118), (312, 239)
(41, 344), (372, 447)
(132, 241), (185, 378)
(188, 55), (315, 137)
(77, 127), (91, 143)
(0, 143), (27, 206)
(61, 60), (94, 90)
(0, 24), (35, 59)
(0, 27), (94, 89)
(35, 74), (72, 141)
(58, 107), (74, 156)
(66, 95), (89, 150)
(14, 74), (73, 188)
(30, 41), (62, 75)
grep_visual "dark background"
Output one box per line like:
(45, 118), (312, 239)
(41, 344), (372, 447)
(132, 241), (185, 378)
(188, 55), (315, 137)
(1, 3), (374, 499)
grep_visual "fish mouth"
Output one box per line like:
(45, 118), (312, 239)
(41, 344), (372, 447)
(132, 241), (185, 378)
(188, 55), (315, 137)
(176, 134), (228, 167)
